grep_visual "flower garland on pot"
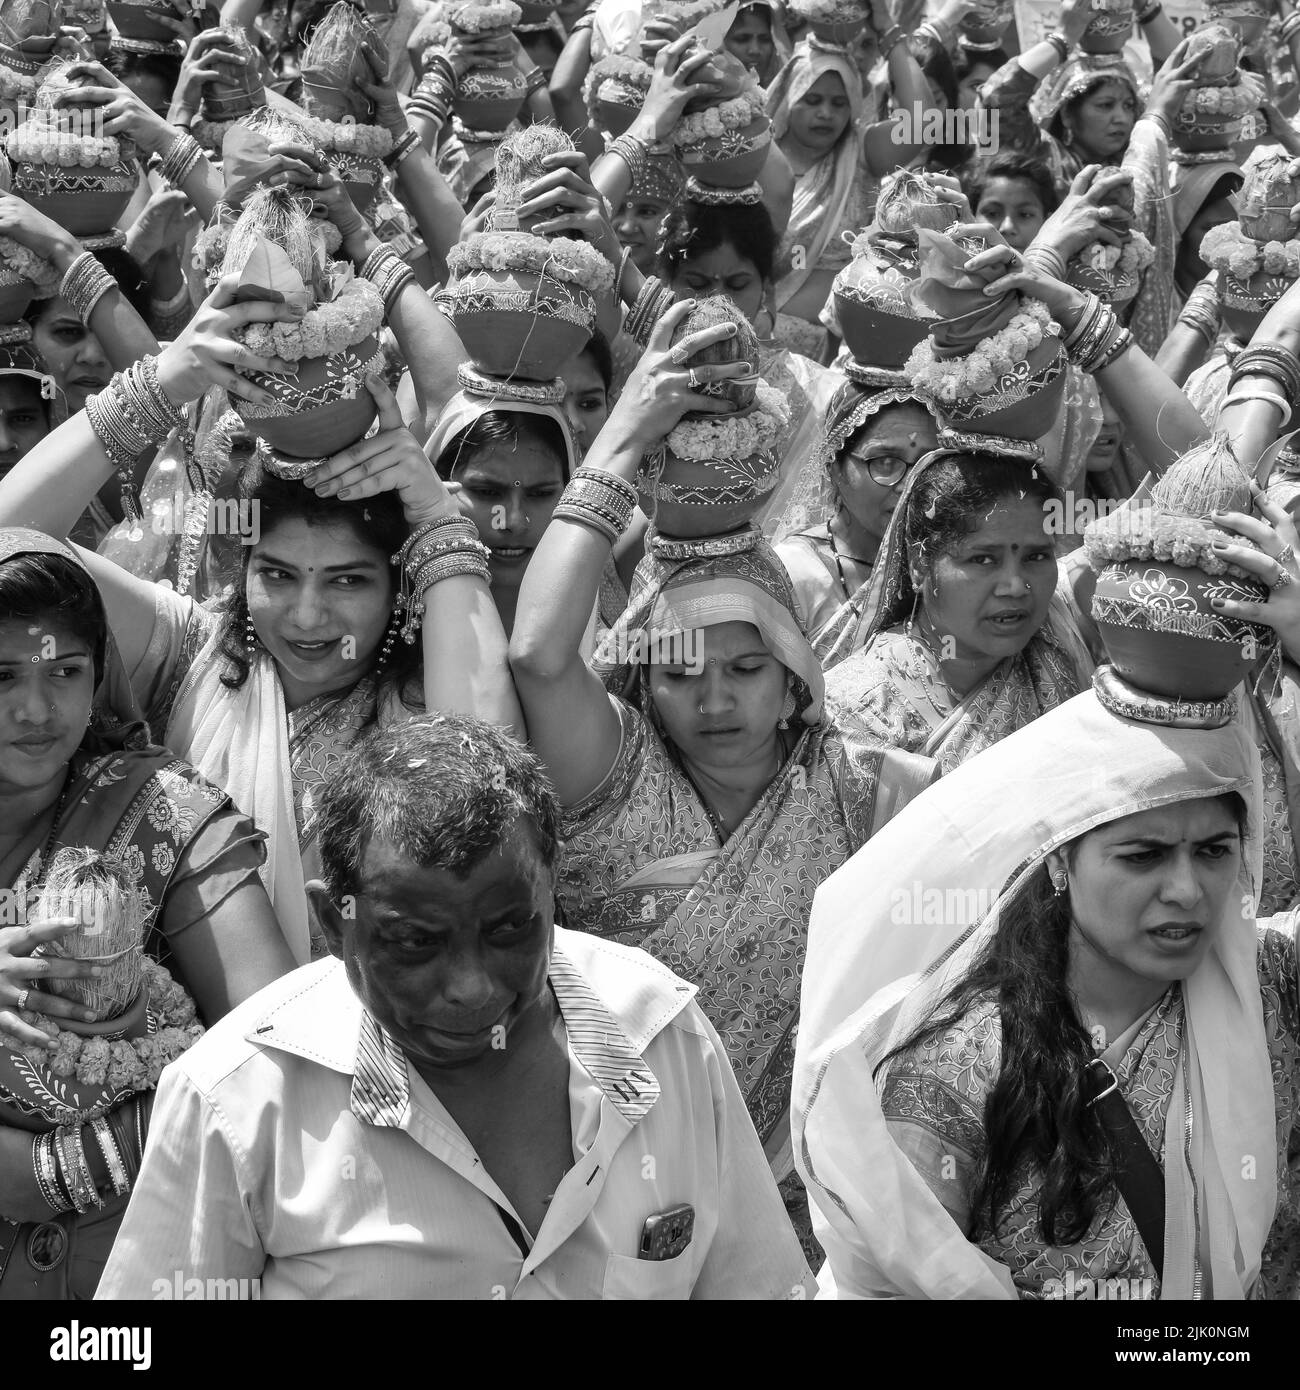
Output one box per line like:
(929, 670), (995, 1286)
(1082, 435), (1274, 704)
(669, 53), (770, 197)
(637, 296), (790, 539)
(1171, 23), (1262, 163)
(0, 0), (59, 111)
(0, 848), (205, 1130)
(902, 226), (1067, 439)
(221, 185), (386, 474)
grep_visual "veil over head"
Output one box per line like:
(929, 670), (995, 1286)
(794, 687), (1273, 1300)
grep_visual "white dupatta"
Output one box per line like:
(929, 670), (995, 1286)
(793, 688), (1276, 1299)
(165, 624), (312, 966)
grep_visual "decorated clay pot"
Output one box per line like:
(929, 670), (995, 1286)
(1219, 266), (1291, 340)
(938, 317), (1068, 440)
(455, 64), (528, 133)
(105, 0), (182, 40)
(960, 0), (1013, 47)
(834, 255), (931, 369)
(804, 17), (865, 43)
(1208, 0), (1269, 48)
(1079, 0), (1133, 53)
(330, 150), (384, 215)
(12, 161), (137, 237)
(1091, 558), (1269, 699)
(1174, 93), (1244, 152)
(516, 0), (558, 20)
(1066, 253), (1140, 306)
(235, 336), (383, 458)
(0, 985), (148, 1132)
(676, 116), (771, 190)
(438, 269), (596, 381)
(593, 77), (643, 138)
(637, 443), (780, 539)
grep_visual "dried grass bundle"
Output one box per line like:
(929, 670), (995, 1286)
(32, 847), (145, 1022)
(875, 171), (957, 237)
(301, 1), (378, 123)
(1150, 432), (1252, 519)
(495, 125), (573, 205)
(221, 185), (318, 289)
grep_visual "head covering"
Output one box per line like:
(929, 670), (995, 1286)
(633, 147), (685, 208)
(766, 40), (865, 304)
(592, 526), (825, 724)
(0, 322), (55, 401)
(766, 376), (934, 544)
(0, 527), (149, 751)
(1030, 52), (1143, 141)
(1171, 158), (1243, 240)
(793, 685), (1273, 1299)
(424, 389), (580, 482)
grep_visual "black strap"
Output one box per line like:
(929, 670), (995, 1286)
(1083, 1058), (1165, 1280)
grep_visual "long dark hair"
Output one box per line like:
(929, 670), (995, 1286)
(880, 792), (1247, 1247)
(0, 551), (107, 686)
(216, 459), (420, 706)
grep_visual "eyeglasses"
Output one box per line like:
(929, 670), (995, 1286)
(843, 452), (912, 488)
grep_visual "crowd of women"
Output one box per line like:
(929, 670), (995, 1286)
(0, 0), (1299, 1302)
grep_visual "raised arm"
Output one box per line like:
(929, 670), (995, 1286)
(509, 300), (746, 804)
(863, 0), (945, 175)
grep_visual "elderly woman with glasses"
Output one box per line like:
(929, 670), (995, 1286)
(773, 379), (938, 649)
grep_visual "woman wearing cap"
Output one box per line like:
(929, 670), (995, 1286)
(509, 298), (936, 1255)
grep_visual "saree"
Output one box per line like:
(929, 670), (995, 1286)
(766, 42), (876, 344)
(578, 531), (934, 1182)
(793, 688), (1278, 1299)
(155, 597), (389, 965)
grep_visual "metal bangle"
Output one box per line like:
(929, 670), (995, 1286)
(159, 129), (203, 186)
(61, 250), (116, 325)
(382, 128), (419, 169)
(90, 1115), (130, 1197)
(552, 499), (623, 545)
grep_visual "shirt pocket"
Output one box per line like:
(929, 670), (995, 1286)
(601, 1249), (694, 1300)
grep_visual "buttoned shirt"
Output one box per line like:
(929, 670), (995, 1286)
(96, 929), (814, 1299)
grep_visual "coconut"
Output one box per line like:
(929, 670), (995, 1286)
(671, 294), (758, 415)
(300, 1), (380, 124)
(1183, 22), (1240, 83)
(874, 171), (959, 236)
(493, 124), (575, 234)
(1237, 152), (1300, 245)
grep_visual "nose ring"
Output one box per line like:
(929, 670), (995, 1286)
(1025, 581), (1032, 592)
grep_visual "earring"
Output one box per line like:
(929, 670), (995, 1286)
(244, 605), (259, 656)
(777, 689), (796, 730)
(1051, 871), (1068, 897)
(1025, 580), (1032, 592)
(905, 591), (920, 636)
(1062, 125), (1074, 148)
(377, 605), (402, 669)
(698, 701), (707, 715)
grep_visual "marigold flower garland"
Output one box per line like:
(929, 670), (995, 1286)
(0, 67), (36, 101)
(241, 275), (384, 361)
(0, 235), (58, 292)
(1077, 228), (1156, 279)
(1186, 73), (1263, 116)
(904, 297), (1057, 405)
(423, 0), (522, 42)
(7, 122), (122, 169)
(16, 957), (203, 1092)
(448, 229), (616, 296)
(665, 381), (789, 462)
(301, 115), (394, 158)
(672, 84), (767, 146)
(788, 0), (869, 24)
(1200, 220), (1300, 282)
(1084, 509), (1261, 580)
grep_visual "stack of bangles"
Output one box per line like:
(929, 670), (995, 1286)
(1282, 8), (1300, 43)
(384, 128), (421, 172)
(61, 250), (116, 324)
(876, 23), (906, 56)
(1062, 292), (1135, 374)
(552, 465), (638, 545)
(395, 515), (493, 642)
(360, 245), (417, 313)
(33, 1102), (146, 1215)
(158, 129), (203, 188)
(607, 132), (647, 187)
(625, 276), (676, 347)
(85, 356), (186, 522)
(408, 58), (456, 126)
(1177, 279), (1222, 349)
(1023, 245), (1067, 282)
(1223, 344), (1300, 428)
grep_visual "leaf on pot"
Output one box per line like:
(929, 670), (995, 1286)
(232, 233), (311, 310)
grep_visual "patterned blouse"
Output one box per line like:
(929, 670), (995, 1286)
(880, 918), (1300, 1299)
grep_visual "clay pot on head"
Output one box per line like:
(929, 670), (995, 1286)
(439, 268), (596, 381)
(960, 0), (1013, 47)
(833, 256), (931, 370)
(1208, 0), (1269, 48)
(1173, 102), (1243, 154)
(636, 443), (780, 539)
(516, 0), (559, 20)
(1219, 267), (1291, 341)
(0, 266), (34, 324)
(804, 16), (866, 44)
(12, 162), (137, 237)
(455, 63), (529, 133)
(105, 0), (184, 41)
(938, 320), (1068, 441)
(594, 78), (642, 137)
(1079, 0), (1134, 53)
(676, 115), (771, 189)
(1091, 558), (1269, 700)
(235, 336), (383, 459)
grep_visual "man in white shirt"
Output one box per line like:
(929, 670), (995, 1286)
(97, 713), (813, 1300)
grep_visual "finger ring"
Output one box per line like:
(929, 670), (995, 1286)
(687, 367), (702, 389)
(1274, 566), (1295, 590)
(15, 989), (27, 1011)
(1278, 543), (1295, 566)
